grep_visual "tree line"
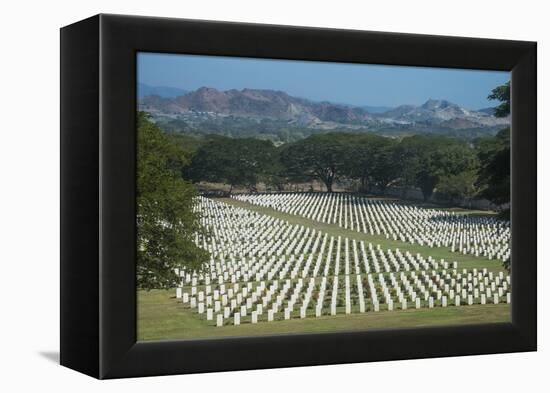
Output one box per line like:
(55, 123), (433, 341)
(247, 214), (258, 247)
(184, 129), (509, 206)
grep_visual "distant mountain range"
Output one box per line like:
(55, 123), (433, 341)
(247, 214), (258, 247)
(359, 105), (395, 114)
(139, 86), (509, 141)
(138, 83), (188, 98)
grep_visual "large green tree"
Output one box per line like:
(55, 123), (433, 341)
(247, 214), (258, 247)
(343, 134), (399, 194)
(188, 136), (278, 193)
(476, 81), (511, 210)
(476, 128), (510, 206)
(488, 81), (510, 118)
(280, 133), (349, 192)
(137, 112), (208, 290)
(394, 135), (478, 201)
(437, 170), (479, 205)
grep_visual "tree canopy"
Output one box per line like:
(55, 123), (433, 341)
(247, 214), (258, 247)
(478, 81), (511, 212)
(476, 128), (510, 207)
(393, 135), (478, 201)
(280, 133), (350, 192)
(188, 136), (279, 193)
(184, 130), (505, 207)
(488, 82), (510, 118)
(137, 112), (209, 290)
(342, 133), (399, 193)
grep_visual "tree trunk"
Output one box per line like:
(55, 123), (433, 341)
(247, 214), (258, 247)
(360, 176), (368, 193)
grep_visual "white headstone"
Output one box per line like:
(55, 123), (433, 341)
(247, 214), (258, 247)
(284, 308), (291, 320)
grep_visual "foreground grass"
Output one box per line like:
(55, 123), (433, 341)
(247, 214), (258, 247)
(138, 289), (510, 341)
(217, 197), (506, 274)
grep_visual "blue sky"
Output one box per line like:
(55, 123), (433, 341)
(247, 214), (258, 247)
(137, 52), (509, 110)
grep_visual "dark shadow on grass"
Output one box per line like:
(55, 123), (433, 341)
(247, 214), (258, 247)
(39, 351), (59, 364)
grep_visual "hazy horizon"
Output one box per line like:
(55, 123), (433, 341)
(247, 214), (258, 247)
(138, 52), (509, 110)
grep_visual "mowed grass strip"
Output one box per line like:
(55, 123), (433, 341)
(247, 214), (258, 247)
(138, 289), (510, 341)
(216, 197), (506, 273)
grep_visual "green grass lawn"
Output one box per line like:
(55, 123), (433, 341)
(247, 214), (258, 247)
(138, 289), (510, 341)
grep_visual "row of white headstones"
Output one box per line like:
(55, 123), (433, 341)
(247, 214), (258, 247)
(231, 193), (510, 263)
(176, 197), (510, 327)
(177, 268), (510, 327)
(192, 198), (462, 284)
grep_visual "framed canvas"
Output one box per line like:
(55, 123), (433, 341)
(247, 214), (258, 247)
(60, 14), (536, 379)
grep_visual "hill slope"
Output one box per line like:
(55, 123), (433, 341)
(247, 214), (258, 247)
(139, 87), (509, 141)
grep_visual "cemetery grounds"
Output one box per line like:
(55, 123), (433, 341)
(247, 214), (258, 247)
(138, 193), (510, 341)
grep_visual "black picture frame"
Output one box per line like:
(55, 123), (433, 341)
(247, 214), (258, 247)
(60, 14), (537, 379)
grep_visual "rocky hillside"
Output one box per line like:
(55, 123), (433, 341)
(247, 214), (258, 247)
(139, 86), (510, 138)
